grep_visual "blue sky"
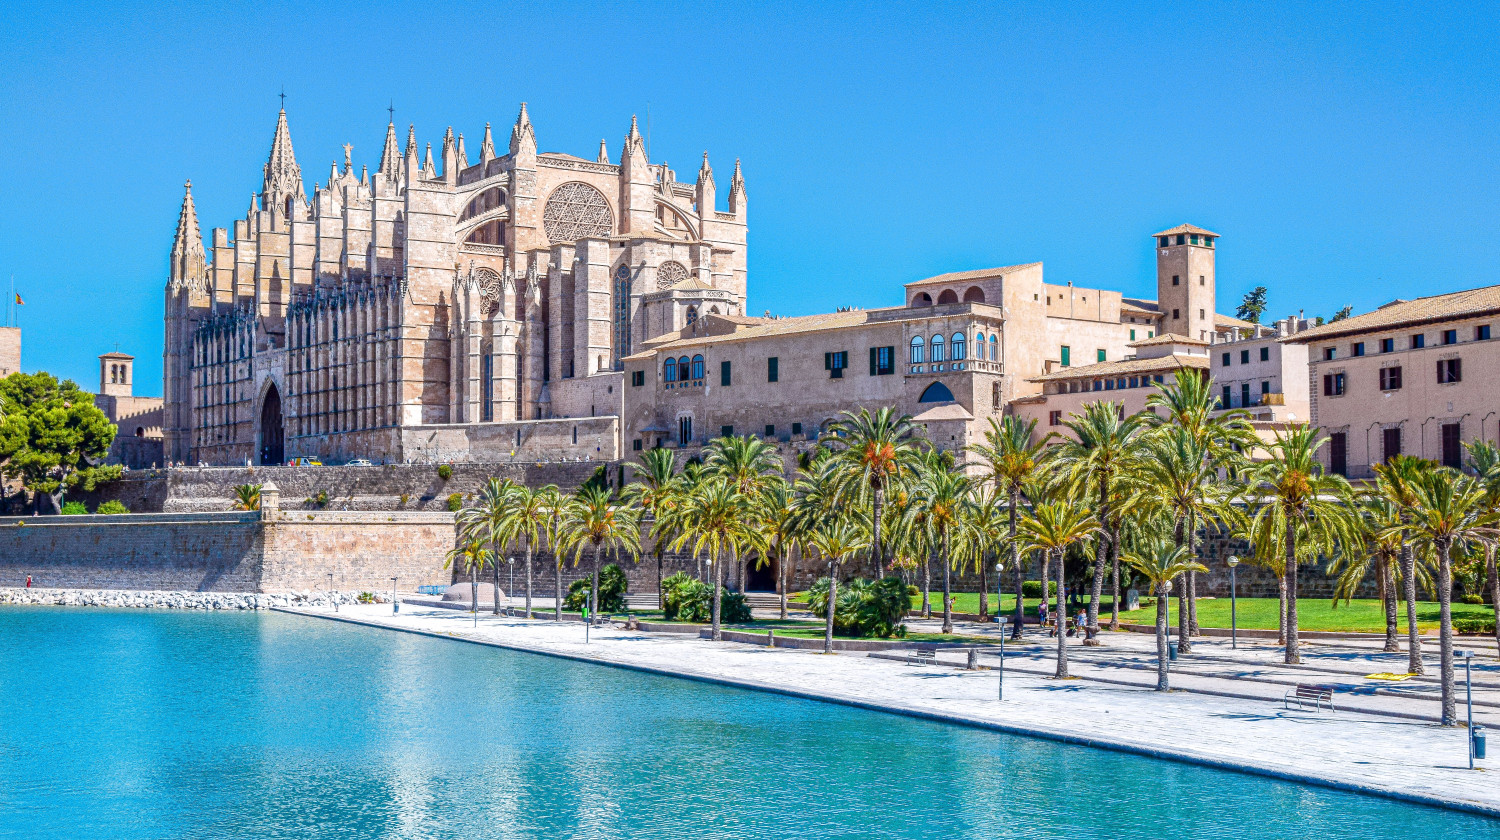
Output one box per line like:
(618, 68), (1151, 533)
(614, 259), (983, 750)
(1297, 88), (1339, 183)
(1, 2), (1495, 395)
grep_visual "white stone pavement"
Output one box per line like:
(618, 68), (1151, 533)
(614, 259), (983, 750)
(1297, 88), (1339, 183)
(283, 603), (1500, 819)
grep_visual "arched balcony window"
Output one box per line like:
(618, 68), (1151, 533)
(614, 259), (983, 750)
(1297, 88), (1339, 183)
(910, 336), (925, 363)
(678, 356), (691, 380)
(664, 358), (678, 382)
(691, 355), (705, 380)
(930, 334), (946, 363)
(989, 335), (998, 361)
(951, 331), (966, 361)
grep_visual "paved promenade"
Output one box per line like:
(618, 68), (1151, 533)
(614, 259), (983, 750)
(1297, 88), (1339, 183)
(283, 603), (1500, 819)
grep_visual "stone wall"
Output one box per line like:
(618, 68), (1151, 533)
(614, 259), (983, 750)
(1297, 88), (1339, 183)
(261, 510), (456, 592)
(399, 416), (620, 463)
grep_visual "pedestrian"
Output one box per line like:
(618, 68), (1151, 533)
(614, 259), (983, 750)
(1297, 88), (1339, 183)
(26, 574), (33, 588)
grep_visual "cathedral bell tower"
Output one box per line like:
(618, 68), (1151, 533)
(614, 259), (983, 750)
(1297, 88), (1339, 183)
(1154, 224), (1218, 342)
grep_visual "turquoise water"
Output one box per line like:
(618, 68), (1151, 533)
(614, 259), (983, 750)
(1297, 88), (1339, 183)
(0, 609), (1492, 839)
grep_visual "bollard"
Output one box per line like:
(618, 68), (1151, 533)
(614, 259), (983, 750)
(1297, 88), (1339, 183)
(1168, 642), (1178, 662)
(767, 629), (775, 648)
(1475, 725), (1487, 761)
(967, 648), (979, 670)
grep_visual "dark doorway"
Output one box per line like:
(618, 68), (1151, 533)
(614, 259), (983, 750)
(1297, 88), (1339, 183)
(1382, 427), (1402, 464)
(259, 384), (285, 465)
(1329, 431), (1347, 477)
(1442, 423), (1462, 469)
(745, 557), (777, 592)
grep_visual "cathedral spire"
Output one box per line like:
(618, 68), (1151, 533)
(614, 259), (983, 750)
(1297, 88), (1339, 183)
(729, 158), (746, 215)
(404, 124), (418, 161)
(480, 122), (495, 164)
(509, 102), (535, 156)
(456, 132), (469, 168)
(623, 114), (645, 160)
(261, 107), (304, 216)
(170, 181), (208, 290)
(423, 142), (436, 177)
(597, 138), (610, 164)
(377, 120), (401, 177)
(697, 151), (714, 184)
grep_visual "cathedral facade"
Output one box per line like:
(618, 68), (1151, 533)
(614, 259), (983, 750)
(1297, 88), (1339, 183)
(164, 105), (747, 465)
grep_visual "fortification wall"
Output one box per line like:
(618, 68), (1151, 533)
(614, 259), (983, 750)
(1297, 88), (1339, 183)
(261, 510), (455, 591)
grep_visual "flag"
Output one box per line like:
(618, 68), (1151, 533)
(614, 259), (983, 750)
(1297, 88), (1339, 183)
(13, 294), (20, 305)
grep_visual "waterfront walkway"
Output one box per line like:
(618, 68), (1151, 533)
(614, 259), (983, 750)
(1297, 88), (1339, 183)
(285, 603), (1500, 818)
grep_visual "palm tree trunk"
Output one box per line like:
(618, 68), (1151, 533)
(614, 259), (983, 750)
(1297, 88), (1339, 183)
(470, 564), (479, 618)
(656, 543), (665, 612)
(1087, 485), (1108, 646)
(1277, 574), (1287, 645)
(1010, 487), (1024, 640)
(492, 546), (503, 615)
(1284, 516), (1300, 665)
(591, 544), (602, 616)
(1155, 580), (1170, 691)
(1186, 508), (1200, 636)
(1438, 541), (1456, 726)
(1109, 524), (1121, 631)
(712, 548), (724, 641)
(921, 551), (932, 619)
(1379, 551), (1398, 652)
(1054, 549), (1068, 679)
(1487, 544), (1499, 660)
(554, 547), (563, 620)
(776, 544), (788, 620)
(1402, 541), (1424, 674)
(524, 537), (534, 619)
(872, 486), (884, 574)
(941, 529), (953, 634)
(1039, 548), (1051, 632)
(824, 559), (839, 653)
(979, 557), (989, 619)
(1174, 517), (1192, 655)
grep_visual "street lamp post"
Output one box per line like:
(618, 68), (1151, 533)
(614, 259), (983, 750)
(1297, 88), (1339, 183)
(508, 556), (515, 615)
(1466, 649), (1476, 769)
(328, 572), (336, 613)
(1227, 556), (1240, 650)
(995, 615), (1009, 701)
(391, 577), (398, 615)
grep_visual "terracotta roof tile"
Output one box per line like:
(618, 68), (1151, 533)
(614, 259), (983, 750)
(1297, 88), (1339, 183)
(905, 263), (1042, 287)
(1152, 223), (1220, 238)
(1284, 284), (1500, 343)
(1030, 353), (1209, 383)
(1130, 332), (1208, 347)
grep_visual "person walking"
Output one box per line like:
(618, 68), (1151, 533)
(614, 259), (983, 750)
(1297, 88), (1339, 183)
(25, 574), (32, 588)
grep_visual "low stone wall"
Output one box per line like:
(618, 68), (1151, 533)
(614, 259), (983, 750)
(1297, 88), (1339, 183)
(0, 586), (373, 610)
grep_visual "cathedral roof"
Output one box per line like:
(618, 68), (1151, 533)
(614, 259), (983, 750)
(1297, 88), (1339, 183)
(906, 263), (1043, 287)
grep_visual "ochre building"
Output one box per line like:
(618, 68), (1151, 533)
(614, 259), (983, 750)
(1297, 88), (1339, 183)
(164, 105), (746, 465)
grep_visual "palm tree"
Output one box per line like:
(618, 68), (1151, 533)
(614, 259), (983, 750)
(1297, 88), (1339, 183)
(1373, 454), (1436, 674)
(500, 482), (551, 618)
(969, 415), (1052, 638)
(457, 477), (520, 615)
(563, 484), (642, 617)
(822, 407), (919, 573)
(536, 485), (570, 620)
(1053, 401), (1145, 645)
(1247, 425), (1358, 665)
(623, 447), (680, 608)
(911, 447), (971, 633)
(704, 434), (783, 588)
(1466, 440), (1500, 657)
(669, 478), (766, 640)
(1333, 492), (1403, 652)
(230, 483), (262, 511)
(1123, 539), (1207, 690)
(756, 478), (804, 619)
(1388, 470), (1499, 724)
(963, 485), (1009, 619)
(804, 517), (871, 653)
(1018, 500), (1101, 678)
(444, 534), (492, 620)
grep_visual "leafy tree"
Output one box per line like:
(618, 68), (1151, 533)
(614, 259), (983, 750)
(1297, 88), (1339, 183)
(0, 372), (122, 513)
(1372, 454), (1436, 674)
(910, 447), (971, 633)
(444, 535), (492, 616)
(968, 415), (1052, 638)
(500, 482), (553, 618)
(665, 478), (764, 640)
(1236, 286), (1268, 324)
(623, 447), (680, 606)
(1331, 305), (1353, 321)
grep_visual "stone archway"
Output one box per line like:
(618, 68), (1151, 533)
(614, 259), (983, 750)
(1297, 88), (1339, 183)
(259, 384), (285, 465)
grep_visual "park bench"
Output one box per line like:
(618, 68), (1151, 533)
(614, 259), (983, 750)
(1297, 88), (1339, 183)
(906, 648), (938, 666)
(1284, 684), (1336, 712)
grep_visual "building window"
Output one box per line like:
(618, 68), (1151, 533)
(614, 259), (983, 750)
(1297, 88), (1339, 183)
(1380, 338), (1394, 353)
(1478, 325), (1492, 341)
(1221, 385), (1231, 408)
(1241, 382), (1251, 406)
(685, 307), (698, 328)
(792, 422), (803, 436)
(632, 370), (645, 387)
(1352, 342), (1365, 357)
(1411, 333), (1425, 349)
(1172, 309), (1180, 319)
(1438, 358), (1462, 384)
(909, 336), (925, 364)
(720, 360), (732, 387)
(1379, 366), (1402, 391)
(1324, 347), (1336, 361)
(989, 335), (998, 361)
(871, 346), (894, 375)
(765, 424), (776, 438)
(691, 355), (704, 380)
(1172, 275), (1180, 286)
(613, 270), (632, 366)
(1048, 410), (1062, 426)
(678, 416), (693, 446)
(1323, 372), (1346, 396)
(825, 350), (848, 379)
(720, 425), (734, 439)
(1260, 346), (1270, 362)
(1158, 236), (1169, 247)
(1261, 380), (1271, 395)
(1200, 275), (1206, 285)
(1442, 422), (1462, 469)
(1221, 352), (1231, 366)
(1329, 431), (1348, 476)
(1443, 329), (1458, 346)
(767, 356), (779, 383)
(992, 382), (1001, 409)
(1240, 349), (1250, 364)
(1147, 331), (1154, 339)
(1060, 345), (1071, 367)
(930, 334), (945, 362)
(663, 358), (677, 383)
(1383, 427), (1402, 463)
(951, 332), (966, 361)
(633, 439), (643, 451)
(1097, 348), (1106, 363)
(1131, 329), (1137, 341)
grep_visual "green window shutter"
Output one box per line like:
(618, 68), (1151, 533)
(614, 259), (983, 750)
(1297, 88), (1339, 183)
(767, 356), (779, 382)
(1060, 346), (1071, 367)
(720, 360), (732, 386)
(870, 347), (878, 375)
(824, 352), (832, 370)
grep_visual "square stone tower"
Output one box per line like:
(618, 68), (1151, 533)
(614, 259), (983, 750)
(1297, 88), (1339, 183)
(1154, 224), (1218, 342)
(99, 351), (134, 398)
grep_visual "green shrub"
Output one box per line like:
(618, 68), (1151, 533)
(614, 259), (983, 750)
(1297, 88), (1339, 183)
(60, 501), (88, 515)
(437, 464), (453, 481)
(1021, 580), (1058, 599)
(564, 563), (628, 612)
(446, 493), (463, 512)
(357, 592), (375, 604)
(1460, 594), (1485, 605)
(1454, 617), (1496, 635)
(806, 575), (910, 638)
(96, 500), (129, 515)
(661, 571), (751, 623)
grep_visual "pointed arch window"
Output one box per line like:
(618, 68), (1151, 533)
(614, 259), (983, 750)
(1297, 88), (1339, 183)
(613, 264), (632, 369)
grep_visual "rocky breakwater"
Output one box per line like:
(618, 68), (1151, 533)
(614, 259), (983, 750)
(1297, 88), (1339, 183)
(0, 587), (388, 610)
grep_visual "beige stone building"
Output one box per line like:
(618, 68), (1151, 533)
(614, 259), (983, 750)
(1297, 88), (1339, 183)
(621, 225), (1255, 454)
(0, 326), (18, 378)
(1286, 284), (1500, 477)
(93, 352), (164, 469)
(164, 105), (746, 465)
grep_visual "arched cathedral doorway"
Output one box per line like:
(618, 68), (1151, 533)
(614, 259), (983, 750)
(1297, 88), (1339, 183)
(259, 384), (285, 465)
